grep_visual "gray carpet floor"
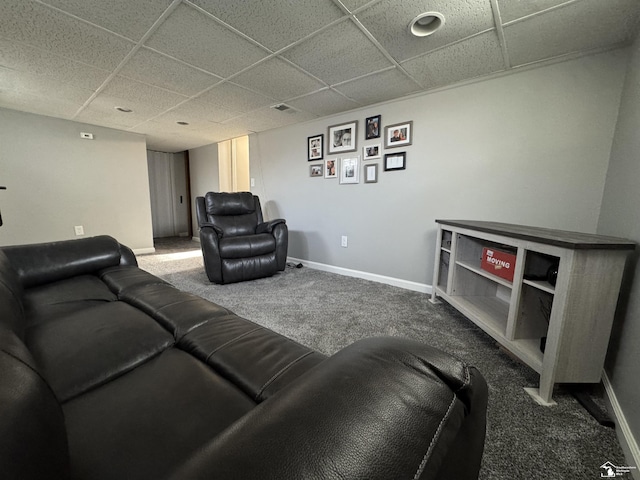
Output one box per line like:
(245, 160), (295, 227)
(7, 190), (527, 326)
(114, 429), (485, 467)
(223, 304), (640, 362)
(138, 237), (631, 480)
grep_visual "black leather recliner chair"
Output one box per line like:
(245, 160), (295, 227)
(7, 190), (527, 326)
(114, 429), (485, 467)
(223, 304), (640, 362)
(196, 192), (288, 284)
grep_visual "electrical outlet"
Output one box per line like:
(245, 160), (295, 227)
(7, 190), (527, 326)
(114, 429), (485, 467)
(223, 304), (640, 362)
(74, 225), (84, 236)
(251, 178), (256, 187)
(341, 235), (348, 247)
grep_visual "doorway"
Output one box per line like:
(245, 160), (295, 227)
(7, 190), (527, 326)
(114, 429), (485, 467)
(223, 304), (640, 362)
(147, 150), (191, 239)
(218, 136), (250, 192)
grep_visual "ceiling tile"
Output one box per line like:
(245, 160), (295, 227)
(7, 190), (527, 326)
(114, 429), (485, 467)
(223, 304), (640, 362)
(119, 47), (221, 96)
(282, 20), (394, 85)
(138, 125), (222, 153)
(73, 103), (150, 130)
(0, 90), (81, 119)
(222, 106), (318, 133)
(355, 0), (495, 63)
(1, 69), (94, 105)
(505, 0), (640, 66)
(231, 57), (326, 101)
(334, 68), (421, 105)
(402, 31), (505, 89)
(144, 3), (269, 78)
(75, 76), (188, 128)
(497, 0), (574, 24)
(38, 0), (175, 41)
(152, 98), (237, 126)
(193, 123), (252, 142)
(147, 124), (248, 152)
(190, 0), (345, 52)
(287, 89), (361, 117)
(0, 38), (110, 91)
(100, 76), (188, 109)
(0, 0), (135, 70)
(197, 82), (275, 114)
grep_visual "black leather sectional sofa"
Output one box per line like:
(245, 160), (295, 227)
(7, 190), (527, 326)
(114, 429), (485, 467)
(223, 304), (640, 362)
(0, 235), (488, 480)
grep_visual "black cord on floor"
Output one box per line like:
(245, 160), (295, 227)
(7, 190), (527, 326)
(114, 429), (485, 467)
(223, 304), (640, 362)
(568, 386), (615, 428)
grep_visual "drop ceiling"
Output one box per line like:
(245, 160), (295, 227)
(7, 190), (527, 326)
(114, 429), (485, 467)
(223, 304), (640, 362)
(1, 0), (639, 153)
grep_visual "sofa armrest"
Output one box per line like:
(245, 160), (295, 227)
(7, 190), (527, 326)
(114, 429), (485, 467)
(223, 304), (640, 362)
(118, 243), (138, 266)
(256, 219), (285, 234)
(2, 235), (126, 288)
(198, 226), (223, 283)
(199, 222), (224, 237)
(169, 337), (487, 480)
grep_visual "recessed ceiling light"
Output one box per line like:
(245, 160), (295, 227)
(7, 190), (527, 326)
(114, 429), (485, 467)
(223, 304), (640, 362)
(408, 12), (445, 37)
(115, 106), (133, 113)
(176, 121), (189, 126)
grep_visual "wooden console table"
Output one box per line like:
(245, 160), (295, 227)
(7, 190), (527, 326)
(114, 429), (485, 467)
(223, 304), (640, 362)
(430, 220), (635, 405)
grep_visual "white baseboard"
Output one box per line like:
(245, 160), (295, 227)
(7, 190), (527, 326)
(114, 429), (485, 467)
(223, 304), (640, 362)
(192, 236), (200, 243)
(133, 247), (156, 255)
(603, 372), (640, 478)
(287, 257), (432, 294)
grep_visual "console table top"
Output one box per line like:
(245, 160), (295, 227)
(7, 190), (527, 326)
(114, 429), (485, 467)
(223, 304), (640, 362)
(436, 220), (636, 250)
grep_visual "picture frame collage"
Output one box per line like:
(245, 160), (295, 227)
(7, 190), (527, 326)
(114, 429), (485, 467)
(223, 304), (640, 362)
(308, 115), (412, 183)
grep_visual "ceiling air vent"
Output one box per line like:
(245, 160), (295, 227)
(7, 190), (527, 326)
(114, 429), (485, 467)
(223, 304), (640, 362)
(271, 104), (292, 112)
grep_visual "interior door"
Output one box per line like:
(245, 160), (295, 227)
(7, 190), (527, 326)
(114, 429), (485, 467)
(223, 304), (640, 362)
(147, 149), (193, 240)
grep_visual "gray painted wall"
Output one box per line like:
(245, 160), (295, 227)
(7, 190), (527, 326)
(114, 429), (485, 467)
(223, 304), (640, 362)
(249, 50), (628, 286)
(598, 36), (640, 460)
(0, 108), (153, 250)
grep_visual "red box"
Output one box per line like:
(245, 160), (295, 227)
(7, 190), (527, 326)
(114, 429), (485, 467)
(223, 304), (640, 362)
(481, 247), (516, 282)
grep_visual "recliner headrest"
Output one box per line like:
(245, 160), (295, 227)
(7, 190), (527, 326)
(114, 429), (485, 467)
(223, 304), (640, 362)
(205, 192), (255, 216)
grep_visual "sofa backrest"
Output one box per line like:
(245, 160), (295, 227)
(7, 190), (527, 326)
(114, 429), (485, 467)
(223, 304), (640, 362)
(0, 325), (70, 479)
(0, 249), (26, 339)
(2, 235), (126, 289)
(198, 192), (264, 237)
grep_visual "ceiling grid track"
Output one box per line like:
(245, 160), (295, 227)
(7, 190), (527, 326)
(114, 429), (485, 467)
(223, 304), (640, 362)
(489, 0), (511, 69)
(71, 0), (184, 119)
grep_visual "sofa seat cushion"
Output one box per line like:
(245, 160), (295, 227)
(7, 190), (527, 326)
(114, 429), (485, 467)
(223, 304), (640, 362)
(180, 316), (327, 402)
(24, 275), (117, 327)
(63, 348), (256, 480)
(26, 301), (174, 402)
(219, 233), (275, 259)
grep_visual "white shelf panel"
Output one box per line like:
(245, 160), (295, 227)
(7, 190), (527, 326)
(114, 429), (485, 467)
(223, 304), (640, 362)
(522, 278), (555, 295)
(443, 293), (509, 337)
(455, 260), (513, 289)
(509, 338), (544, 373)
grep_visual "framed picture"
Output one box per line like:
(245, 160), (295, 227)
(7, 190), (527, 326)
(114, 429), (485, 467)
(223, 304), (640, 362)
(385, 121), (413, 148)
(362, 143), (381, 160)
(308, 134), (323, 161)
(328, 121), (357, 154)
(310, 164), (323, 177)
(364, 163), (378, 183)
(365, 115), (381, 139)
(384, 152), (406, 171)
(339, 156), (360, 184)
(325, 158), (337, 178)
